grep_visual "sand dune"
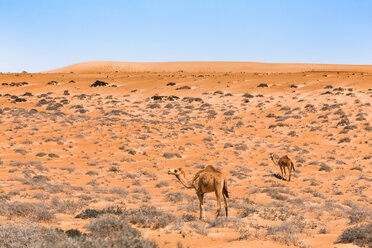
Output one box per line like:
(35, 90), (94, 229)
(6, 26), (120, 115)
(43, 61), (372, 73)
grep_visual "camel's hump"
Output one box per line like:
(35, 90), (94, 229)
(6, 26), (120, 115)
(205, 165), (217, 171)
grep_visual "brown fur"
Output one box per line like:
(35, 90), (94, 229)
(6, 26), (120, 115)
(270, 153), (295, 181)
(168, 165), (229, 220)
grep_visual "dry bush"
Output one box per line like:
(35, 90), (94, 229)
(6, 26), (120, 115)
(0, 201), (54, 222)
(259, 207), (297, 221)
(190, 221), (208, 235)
(209, 217), (247, 232)
(165, 191), (192, 202)
(0, 223), (65, 248)
(267, 221), (305, 247)
(75, 206), (123, 219)
(125, 205), (176, 229)
(336, 223), (372, 247)
(0, 217), (159, 248)
(344, 201), (372, 224)
(51, 196), (86, 214)
(155, 181), (169, 188)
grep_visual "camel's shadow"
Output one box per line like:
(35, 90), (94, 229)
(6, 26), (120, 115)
(272, 173), (286, 181)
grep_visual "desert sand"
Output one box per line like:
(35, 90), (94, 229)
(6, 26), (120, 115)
(0, 61), (371, 247)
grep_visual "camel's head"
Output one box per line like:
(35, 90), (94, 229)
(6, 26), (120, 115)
(168, 168), (184, 177)
(270, 153), (274, 160)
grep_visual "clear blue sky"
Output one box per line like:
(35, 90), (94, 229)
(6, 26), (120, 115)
(1, 0), (371, 72)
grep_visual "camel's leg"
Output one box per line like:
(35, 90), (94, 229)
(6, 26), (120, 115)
(288, 168), (291, 181)
(215, 190), (222, 218)
(197, 192), (205, 220)
(280, 166), (284, 180)
(223, 194), (228, 217)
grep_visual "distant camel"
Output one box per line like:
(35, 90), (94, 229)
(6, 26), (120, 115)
(270, 153), (295, 181)
(168, 165), (229, 220)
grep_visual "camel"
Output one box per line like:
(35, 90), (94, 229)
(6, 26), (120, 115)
(270, 153), (295, 181)
(168, 165), (229, 220)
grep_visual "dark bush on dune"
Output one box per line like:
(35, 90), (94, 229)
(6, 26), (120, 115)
(336, 224), (372, 247)
(163, 152), (182, 159)
(243, 93), (254, 98)
(182, 97), (202, 103)
(90, 80), (108, 87)
(75, 207), (123, 219)
(151, 95), (180, 101)
(9, 82), (29, 87)
(319, 163), (332, 172)
(176, 85), (191, 90)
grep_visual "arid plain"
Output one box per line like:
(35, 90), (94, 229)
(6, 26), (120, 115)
(0, 62), (371, 247)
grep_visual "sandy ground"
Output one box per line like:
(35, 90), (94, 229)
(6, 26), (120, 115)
(0, 61), (371, 247)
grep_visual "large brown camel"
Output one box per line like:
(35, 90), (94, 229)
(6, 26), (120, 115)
(270, 153), (295, 181)
(168, 165), (229, 220)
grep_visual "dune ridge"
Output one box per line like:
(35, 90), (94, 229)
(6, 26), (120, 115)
(42, 61), (372, 74)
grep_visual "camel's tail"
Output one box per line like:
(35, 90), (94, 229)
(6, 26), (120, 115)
(223, 179), (229, 198)
(291, 161), (295, 171)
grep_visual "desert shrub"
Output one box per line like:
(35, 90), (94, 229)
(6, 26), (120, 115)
(90, 80), (108, 87)
(288, 131), (296, 137)
(148, 103), (161, 109)
(345, 203), (372, 224)
(65, 228), (82, 238)
(319, 163), (332, 172)
(0, 201), (54, 222)
(0, 218), (158, 248)
(125, 205), (176, 229)
(257, 83), (268, 88)
(14, 149), (28, 155)
(243, 93), (254, 98)
(224, 143), (234, 148)
(163, 152), (182, 159)
(155, 181), (169, 188)
(339, 137), (351, 143)
(48, 153), (59, 158)
(109, 187), (128, 196)
(239, 207), (258, 218)
(234, 143), (248, 151)
(86, 214), (132, 238)
(336, 224), (372, 247)
(176, 85), (191, 90)
(267, 221), (305, 246)
(182, 214), (196, 222)
(87, 217), (158, 247)
(165, 192), (192, 202)
(223, 110), (235, 116)
(190, 221), (208, 235)
(0, 223), (65, 248)
(75, 206), (123, 219)
(259, 207), (296, 221)
(209, 217), (246, 231)
(51, 196), (86, 214)
(86, 170), (98, 176)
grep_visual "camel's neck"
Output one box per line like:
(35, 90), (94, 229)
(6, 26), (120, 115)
(176, 173), (194, 189)
(271, 156), (278, 165)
